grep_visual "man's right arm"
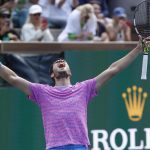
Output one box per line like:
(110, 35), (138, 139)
(0, 62), (31, 95)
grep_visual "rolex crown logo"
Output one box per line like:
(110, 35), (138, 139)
(122, 86), (148, 122)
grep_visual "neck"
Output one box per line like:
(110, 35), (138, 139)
(55, 78), (71, 86)
(32, 20), (40, 27)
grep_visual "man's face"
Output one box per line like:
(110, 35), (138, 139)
(51, 59), (72, 79)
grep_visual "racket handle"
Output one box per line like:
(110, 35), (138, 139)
(141, 54), (148, 80)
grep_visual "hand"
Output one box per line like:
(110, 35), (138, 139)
(77, 32), (93, 41)
(86, 32), (94, 40)
(142, 36), (150, 53)
(41, 19), (48, 31)
(77, 32), (85, 40)
(136, 35), (143, 52)
(118, 20), (128, 31)
(8, 33), (18, 41)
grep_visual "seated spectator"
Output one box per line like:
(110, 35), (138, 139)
(21, 4), (54, 42)
(108, 7), (132, 41)
(39, 0), (79, 28)
(91, 0), (109, 41)
(12, 0), (39, 28)
(0, 0), (18, 28)
(58, 4), (97, 41)
(0, 18), (19, 41)
(0, 8), (14, 27)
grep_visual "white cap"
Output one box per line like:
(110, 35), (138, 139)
(29, 5), (42, 15)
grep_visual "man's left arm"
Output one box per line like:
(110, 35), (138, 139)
(95, 38), (142, 92)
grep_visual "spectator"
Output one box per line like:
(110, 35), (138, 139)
(58, 4), (97, 41)
(0, 18), (19, 41)
(0, 0), (18, 28)
(12, 0), (39, 28)
(39, 0), (79, 28)
(90, 0), (113, 40)
(91, 0), (109, 41)
(21, 4), (54, 42)
(0, 5), (15, 28)
(109, 7), (132, 41)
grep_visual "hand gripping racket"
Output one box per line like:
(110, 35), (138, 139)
(134, 0), (150, 80)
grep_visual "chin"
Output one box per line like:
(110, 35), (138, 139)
(56, 71), (70, 79)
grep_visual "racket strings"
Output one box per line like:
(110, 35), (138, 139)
(135, 1), (150, 37)
(134, 0), (150, 80)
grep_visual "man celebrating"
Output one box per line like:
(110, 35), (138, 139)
(0, 38), (143, 150)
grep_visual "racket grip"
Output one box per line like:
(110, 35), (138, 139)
(141, 54), (148, 80)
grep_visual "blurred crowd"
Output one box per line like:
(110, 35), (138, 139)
(0, 0), (133, 43)
(0, 0), (133, 85)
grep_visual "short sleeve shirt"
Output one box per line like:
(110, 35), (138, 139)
(28, 78), (97, 150)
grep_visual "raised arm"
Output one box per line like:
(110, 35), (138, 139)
(0, 63), (31, 95)
(95, 38), (142, 92)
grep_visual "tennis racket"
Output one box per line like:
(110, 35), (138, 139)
(134, 0), (150, 80)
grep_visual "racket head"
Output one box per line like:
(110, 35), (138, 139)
(134, 0), (150, 38)
(133, 0), (150, 53)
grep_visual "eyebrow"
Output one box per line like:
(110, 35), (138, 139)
(54, 59), (65, 63)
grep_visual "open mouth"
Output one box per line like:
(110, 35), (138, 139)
(58, 63), (65, 68)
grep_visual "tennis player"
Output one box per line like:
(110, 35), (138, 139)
(0, 38), (143, 150)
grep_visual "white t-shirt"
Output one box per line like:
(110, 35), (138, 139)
(58, 9), (97, 41)
(21, 23), (54, 42)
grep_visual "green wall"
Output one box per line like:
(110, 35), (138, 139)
(0, 50), (150, 150)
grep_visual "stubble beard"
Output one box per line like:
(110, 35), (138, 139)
(55, 71), (71, 80)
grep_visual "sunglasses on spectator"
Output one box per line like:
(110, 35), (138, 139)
(32, 13), (41, 16)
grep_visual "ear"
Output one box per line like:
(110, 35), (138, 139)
(51, 72), (54, 78)
(69, 68), (72, 77)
